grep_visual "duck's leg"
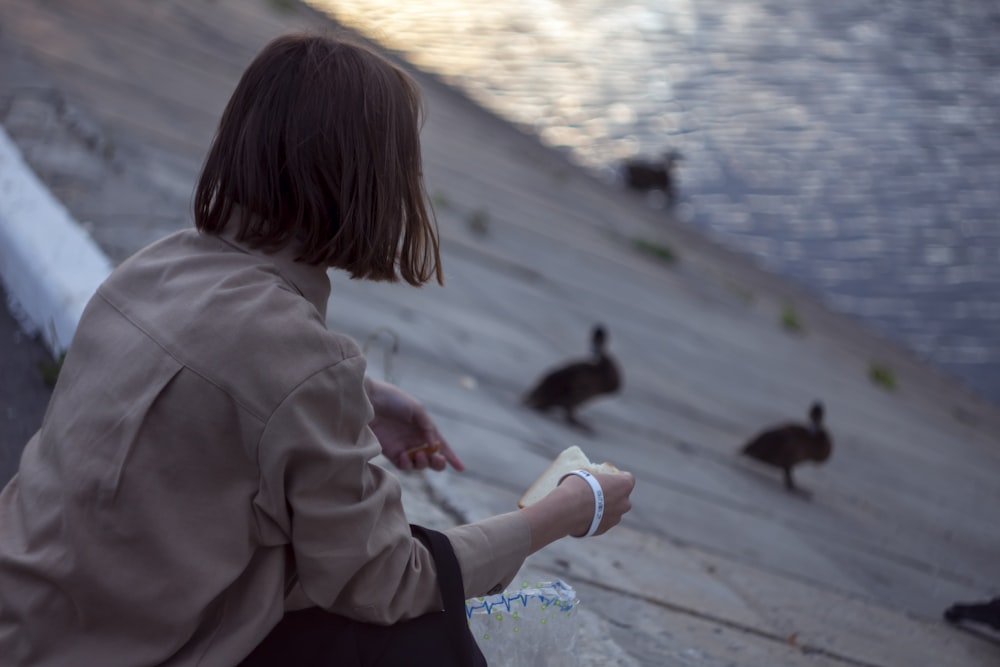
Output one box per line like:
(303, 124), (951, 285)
(783, 467), (813, 499)
(782, 467), (796, 491)
(564, 408), (594, 435)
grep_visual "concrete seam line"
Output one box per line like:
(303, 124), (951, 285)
(0, 126), (113, 356)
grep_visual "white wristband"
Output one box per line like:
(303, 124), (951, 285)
(559, 469), (604, 538)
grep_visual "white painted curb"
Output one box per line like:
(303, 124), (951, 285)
(0, 126), (113, 356)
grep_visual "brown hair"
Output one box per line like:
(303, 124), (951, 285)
(194, 32), (442, 286)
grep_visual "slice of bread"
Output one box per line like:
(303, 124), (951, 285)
(517, 445), (620, 508)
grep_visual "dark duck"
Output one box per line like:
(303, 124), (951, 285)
(622, 150), (682, 204)
(522, 324), (622, 433)
(741, 401), (832, 494)
(944, 597), (1000, 632)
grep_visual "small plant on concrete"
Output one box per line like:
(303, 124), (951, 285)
(467, 207), (490, 236)
(724, 281), (755, 303)
(267, 0), (297, 13)
(431, 190), (452, 211)
(780, 302), (803, 333)
(38, 351), (66, 388)
(868, 363), (897, 391)
(631, 237), (677, 265)
(35, 319), (66, 387)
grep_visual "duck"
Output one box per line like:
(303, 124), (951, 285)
(522, 324), (622, 432)
(740, 401), (832, 493)
(622, 150), (682, 204)
(943, 597), (1000, 632)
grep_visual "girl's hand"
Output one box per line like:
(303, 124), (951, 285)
(519, 469), (636, 553)
(365, 377), (464, 472)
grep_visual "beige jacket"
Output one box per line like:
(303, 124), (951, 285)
(0, 228), (530, 666)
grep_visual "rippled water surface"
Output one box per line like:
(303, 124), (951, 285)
(312, 0), (1000, 404)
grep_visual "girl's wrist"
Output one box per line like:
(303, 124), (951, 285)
(552, 474), (597, 538)
(558, 470), (604, 537)
(521, 475), (595, 553)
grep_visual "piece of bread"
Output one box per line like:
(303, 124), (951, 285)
(404, 441), (442, 462)
(517, 445), (620, 508)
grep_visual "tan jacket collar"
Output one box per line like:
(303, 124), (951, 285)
(214, 223), (331, 321)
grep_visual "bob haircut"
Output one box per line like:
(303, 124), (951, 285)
(194, 32), (442, 286)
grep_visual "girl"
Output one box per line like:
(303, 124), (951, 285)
(0, 32), (634, 666)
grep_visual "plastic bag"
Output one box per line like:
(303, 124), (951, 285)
(466, 580), (580, 667)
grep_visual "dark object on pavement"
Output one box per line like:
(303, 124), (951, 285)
(623, 151), (682, 203)
(522, 324), (622, 433)
(944, 597), (1000, 632)
(741, 402), (832, 493)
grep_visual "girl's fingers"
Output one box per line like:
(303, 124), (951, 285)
(429, 453), (448, 471)
(409, 450), (430, 469)
(395, 451), (415, 470)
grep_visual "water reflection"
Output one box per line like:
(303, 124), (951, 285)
(312, 0), (1000, 404)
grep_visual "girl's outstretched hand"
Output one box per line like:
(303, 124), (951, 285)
(365, 377), (464, 472)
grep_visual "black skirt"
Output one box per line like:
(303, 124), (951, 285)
(238, 525), (488, 667)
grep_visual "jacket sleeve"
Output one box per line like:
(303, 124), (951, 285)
(253, 353), (530, 625)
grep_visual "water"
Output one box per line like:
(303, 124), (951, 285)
(311, 0), (1000, 405)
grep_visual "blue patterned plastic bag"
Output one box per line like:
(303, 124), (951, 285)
(466, 580), (580, 667)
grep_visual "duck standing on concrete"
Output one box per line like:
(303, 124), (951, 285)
(943, 597), (1000, 632)
(522, 324), (622, 432)
(741, 401), (832, 493)
(622, 150), (682, 204)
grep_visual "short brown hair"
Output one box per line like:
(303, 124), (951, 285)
(194, 32), (442, 286)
